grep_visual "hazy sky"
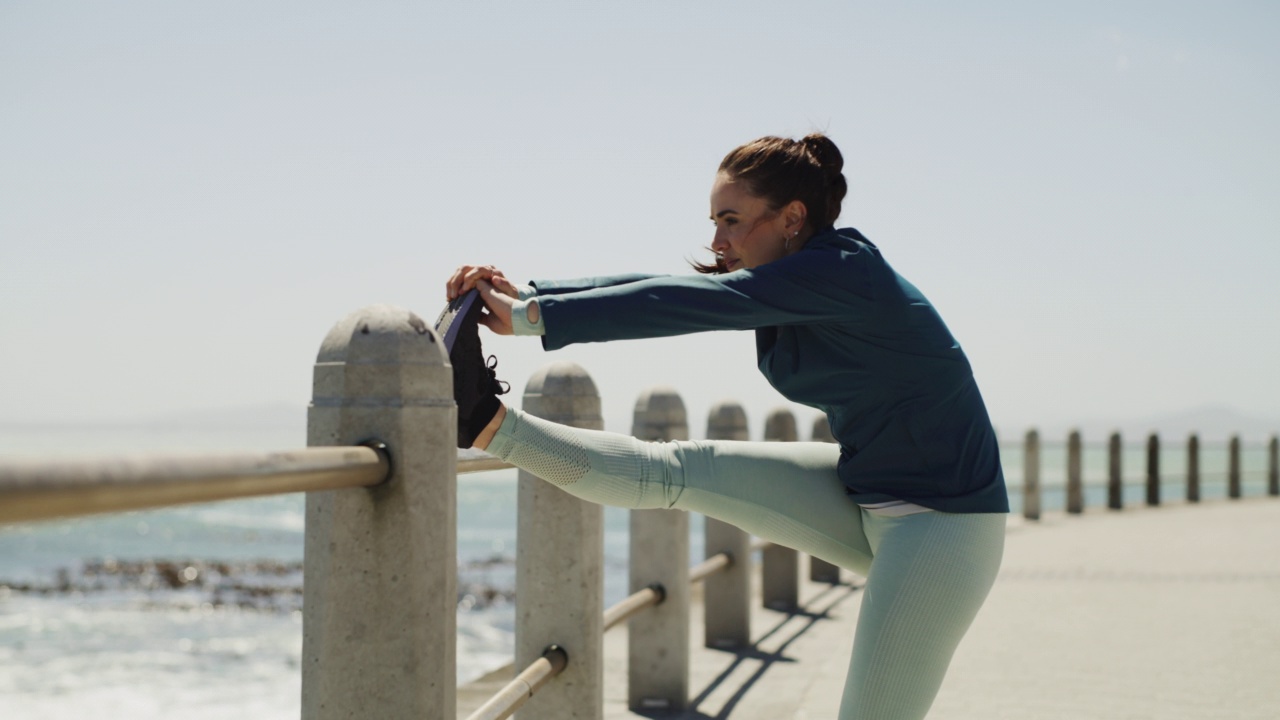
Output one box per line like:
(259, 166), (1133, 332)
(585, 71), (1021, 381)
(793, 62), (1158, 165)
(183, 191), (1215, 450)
(2, 1), (1277, 439)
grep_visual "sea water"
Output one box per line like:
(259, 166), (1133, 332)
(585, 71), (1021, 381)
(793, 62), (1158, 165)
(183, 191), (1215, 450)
(1, 425), (1270, 719)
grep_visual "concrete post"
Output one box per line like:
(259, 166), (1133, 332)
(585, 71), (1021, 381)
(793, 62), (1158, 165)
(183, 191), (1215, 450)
(761, 409), (799, 611)
(628, 387), (690, 712)
(1107, 432), (1123, 510)
(303, 305), (456, 720)
(1228, 435), (1242, 499)
(1066, 430), (1083, 514)
(811, 415), (835, 444)
(807, 416), (841, 584)
(1023, 429), (1040, 521)
(1269, 436), (1279, 497)
(1187, 434), (1200, 503)
(1146, 433), (1161, 507)
(516, 362), (605, 720)
(703, 401), (752, 649)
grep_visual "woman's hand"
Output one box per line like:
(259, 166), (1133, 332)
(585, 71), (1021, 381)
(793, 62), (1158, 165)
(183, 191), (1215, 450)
(475, 280), (516, 335)
(446, 265), (519, 301)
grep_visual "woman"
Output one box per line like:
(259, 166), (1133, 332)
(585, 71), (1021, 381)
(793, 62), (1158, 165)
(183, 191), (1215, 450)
(442, 133), (1008, 720)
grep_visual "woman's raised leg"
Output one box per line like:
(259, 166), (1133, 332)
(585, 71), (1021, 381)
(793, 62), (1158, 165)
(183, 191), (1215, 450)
(484, 406), (875, 574)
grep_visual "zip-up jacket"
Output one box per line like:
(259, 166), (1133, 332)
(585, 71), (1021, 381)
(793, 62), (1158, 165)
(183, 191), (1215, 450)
(529, 227), (1009, 513)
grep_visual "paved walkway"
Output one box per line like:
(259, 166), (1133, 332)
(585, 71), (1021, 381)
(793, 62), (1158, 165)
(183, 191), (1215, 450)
(460, 498), (1280, 719)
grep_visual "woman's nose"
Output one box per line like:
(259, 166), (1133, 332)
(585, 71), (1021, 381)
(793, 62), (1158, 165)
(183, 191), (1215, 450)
(710, 227), (728, 252)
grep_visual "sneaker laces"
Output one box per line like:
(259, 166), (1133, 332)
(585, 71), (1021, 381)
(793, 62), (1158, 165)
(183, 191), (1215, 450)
(485, 355), (511, 395)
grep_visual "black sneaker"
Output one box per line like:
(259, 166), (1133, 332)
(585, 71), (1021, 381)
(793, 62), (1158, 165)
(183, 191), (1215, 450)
(434, 290), (510, 448)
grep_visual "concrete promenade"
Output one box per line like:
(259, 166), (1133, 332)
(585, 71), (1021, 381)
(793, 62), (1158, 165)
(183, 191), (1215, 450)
(459, 497), (1280, 719)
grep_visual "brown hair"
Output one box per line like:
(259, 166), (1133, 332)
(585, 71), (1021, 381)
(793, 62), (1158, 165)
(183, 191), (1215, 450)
(694, 133), (848, 273)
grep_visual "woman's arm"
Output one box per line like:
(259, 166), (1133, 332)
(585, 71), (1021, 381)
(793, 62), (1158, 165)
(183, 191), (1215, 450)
(535, 239), (889, 350)
(529, 273), (667, 296)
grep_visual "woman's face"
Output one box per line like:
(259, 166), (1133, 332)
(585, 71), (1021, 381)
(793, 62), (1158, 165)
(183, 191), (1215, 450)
(709, 173), (791, 271)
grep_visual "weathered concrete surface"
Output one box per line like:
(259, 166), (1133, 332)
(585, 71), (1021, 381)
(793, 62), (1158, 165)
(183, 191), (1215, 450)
(629, 387), (692, 711)
(516, 362), (606, 720)
(461, 498), (1280, 719)
(305, 304), (456, 720)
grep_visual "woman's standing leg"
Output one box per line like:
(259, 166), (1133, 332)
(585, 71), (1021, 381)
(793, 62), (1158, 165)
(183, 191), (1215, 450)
(837, 510), (1005, 720)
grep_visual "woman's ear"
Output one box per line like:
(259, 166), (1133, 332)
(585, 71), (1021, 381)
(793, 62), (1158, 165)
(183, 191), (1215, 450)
(783, 200), (808, 234)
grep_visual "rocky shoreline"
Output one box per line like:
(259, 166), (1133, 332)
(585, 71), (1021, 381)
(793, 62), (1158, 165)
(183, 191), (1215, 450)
(0, 556), (517, 613)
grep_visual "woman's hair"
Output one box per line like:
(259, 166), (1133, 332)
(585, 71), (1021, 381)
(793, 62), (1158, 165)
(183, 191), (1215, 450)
(694, 133), (848, 273)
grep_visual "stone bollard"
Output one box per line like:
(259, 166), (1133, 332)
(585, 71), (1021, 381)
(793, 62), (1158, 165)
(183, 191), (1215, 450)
(1107, 432), (1123, 510)
(516, 362), (605, 720)
(1066, 430), (1083, 514)
(703, 401), (752, 649)
(1269, 436), (1279, 497)
(1023, 430), (1040, 521)
(1146, 433), (1161, 507)
(303, 305), (456, 720)
(761, 408), (799, 612)
(808, 416), (842, 584)
(1187, 434), (1201, 503)
(628, 387), (690, 712)
(1228, 435), (1242, 500)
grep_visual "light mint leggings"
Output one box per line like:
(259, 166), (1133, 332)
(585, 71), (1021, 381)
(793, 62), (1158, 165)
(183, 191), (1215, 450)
(486, 407), (1005, 720)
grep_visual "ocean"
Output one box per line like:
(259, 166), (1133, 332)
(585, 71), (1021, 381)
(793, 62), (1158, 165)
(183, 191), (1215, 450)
(1, 424), (1272, 719)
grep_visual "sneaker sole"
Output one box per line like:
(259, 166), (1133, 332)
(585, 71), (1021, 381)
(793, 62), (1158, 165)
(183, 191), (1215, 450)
(433, 289), (482, 354)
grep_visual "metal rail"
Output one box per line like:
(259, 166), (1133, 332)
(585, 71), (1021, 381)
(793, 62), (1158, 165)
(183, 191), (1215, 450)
(0, 447), (518, 526)
(464, 645), (569, 720)
(0, 445), (390, 524)
(688, 551), (733, 584)
(602, 584), (665, 632)
(468, 546), (744, 718)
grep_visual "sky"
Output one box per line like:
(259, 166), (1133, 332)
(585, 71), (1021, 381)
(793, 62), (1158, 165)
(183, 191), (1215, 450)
(2, 1), (1278, 443)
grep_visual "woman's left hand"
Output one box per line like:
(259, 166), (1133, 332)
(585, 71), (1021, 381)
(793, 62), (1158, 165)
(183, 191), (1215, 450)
(475, 280), (516, 335)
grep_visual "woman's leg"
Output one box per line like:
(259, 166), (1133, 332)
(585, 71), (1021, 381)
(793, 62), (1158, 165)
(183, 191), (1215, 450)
(837, 510), (1005, 720)
(485, 406), (875, 574)
(485, 407), (1004, 718)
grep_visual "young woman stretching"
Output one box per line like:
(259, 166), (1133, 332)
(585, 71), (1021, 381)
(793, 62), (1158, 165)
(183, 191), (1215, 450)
(441, 133), (1008, 720)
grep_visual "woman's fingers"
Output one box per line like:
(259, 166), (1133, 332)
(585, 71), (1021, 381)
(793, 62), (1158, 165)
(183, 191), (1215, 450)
(488, 274), (519, 299)
(446, 265), (509, 300)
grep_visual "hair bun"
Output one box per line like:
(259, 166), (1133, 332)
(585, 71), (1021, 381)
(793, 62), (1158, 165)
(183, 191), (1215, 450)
(800, 133), (844, 179)
(800, 134), (847, 228)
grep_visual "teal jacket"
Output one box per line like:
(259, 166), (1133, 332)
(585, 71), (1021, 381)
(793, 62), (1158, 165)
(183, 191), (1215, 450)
(531, 227), (1009, 513)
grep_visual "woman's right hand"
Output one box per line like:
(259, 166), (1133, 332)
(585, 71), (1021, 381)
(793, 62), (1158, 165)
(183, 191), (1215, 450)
(446, 265), (519, 301)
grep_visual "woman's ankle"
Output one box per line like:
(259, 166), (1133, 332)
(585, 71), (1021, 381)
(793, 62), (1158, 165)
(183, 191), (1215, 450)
(472, 403), (508, 451)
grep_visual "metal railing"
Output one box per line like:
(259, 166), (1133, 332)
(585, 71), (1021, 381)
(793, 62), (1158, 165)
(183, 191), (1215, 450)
(0, 445), (390, 524)
(468, 546), (744, 720)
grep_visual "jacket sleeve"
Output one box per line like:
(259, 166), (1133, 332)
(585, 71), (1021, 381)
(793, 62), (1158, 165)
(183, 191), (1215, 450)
(536, 241), (884, 351)
(529, 273), (667, 296)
